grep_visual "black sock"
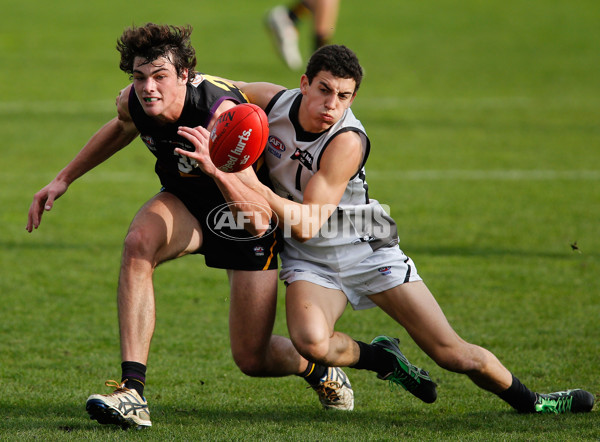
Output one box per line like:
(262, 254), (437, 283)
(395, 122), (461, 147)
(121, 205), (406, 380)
(121, 361), (146, 397)
(497, 374), (538, 413)
(289, 1), (310, 24)
(315, 34), (329, 50)
(299, 362), (328, 385)
(350, 341), (396, 376)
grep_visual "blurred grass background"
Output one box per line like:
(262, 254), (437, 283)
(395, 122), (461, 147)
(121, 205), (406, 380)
(1, 0), (599, 439)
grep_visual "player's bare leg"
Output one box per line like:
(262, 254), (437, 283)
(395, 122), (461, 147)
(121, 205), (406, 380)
(87, 192), (202, 428)
(286, 280), (438, 403)
(308, 0), (340, 47)
(286, 282), (358, 366)
(368, 281), (513, 392)
(229, 270), (354, 409)
(369, 280), (594, 412)
(228, 269), (305, 376)
(118, 191), (203, 365)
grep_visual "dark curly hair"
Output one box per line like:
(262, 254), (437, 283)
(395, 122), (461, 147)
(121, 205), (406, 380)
(117, 23), (197, 82)
(304, 45), (363, 92)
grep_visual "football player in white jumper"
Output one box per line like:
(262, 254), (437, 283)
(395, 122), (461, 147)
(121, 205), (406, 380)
(179, 44), (594, 414)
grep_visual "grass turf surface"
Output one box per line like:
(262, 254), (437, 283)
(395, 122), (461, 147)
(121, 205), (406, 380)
(1, 0), (599, 439)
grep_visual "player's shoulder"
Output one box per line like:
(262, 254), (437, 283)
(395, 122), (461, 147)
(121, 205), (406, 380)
(189, 73), (249, 104)
(190, 73), (241, 93)
(116, 84), (134, 122)
(327, 129), (363, 156)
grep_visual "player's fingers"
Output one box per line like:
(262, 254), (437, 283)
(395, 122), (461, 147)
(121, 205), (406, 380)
(44, 195), (55, 211)
(26, 196), (45, 232)
(179, 126), (209, 143)
(194, 125), (210, 137)
(26, 207), (36, 232)
(181, 126), (211, 143)
(177, 127), (199, 145)
(177, 128), (209, 156)
(174, 146), (195, 159)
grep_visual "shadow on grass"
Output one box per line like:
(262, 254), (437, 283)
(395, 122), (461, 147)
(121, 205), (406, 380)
(1, 401), (597, 440)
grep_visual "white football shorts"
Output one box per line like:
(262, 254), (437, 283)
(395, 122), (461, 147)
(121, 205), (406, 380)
(279, 245), (422, 310)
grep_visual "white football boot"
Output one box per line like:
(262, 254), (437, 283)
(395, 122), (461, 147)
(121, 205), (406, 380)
(86, 380), (151, 429)
(311, 367), (354, 410)
(265, 6), (303, 70)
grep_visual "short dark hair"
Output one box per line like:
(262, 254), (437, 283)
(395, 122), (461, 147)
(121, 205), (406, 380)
(117, 23), (197, 82)
(304, 45), (364, 92)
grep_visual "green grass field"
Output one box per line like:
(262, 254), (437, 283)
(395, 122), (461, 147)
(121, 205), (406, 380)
(2, 0), (599, 439)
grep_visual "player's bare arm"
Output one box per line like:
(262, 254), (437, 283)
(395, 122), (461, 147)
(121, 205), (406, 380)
(236, 82), (286, 110)
(26, 85), (139, 232)
(246, 131), (364, 242)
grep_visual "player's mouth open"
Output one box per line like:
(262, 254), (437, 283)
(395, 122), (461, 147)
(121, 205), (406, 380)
(144, 98), (159, 102)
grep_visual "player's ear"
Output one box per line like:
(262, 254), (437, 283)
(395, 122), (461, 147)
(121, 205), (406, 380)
(300, 75), (309, 94)
(180, 68), (189, 84)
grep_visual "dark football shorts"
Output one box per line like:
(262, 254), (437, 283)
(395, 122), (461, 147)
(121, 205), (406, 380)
(161, 182), (281, 271)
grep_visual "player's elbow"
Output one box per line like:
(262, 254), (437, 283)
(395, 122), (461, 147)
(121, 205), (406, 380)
(286, 208), (329, 242)
(292, 233), (311, 243)
(247, 225), (268, 238)
(290, 226), (319, 243)
(244, 212), (272, 237)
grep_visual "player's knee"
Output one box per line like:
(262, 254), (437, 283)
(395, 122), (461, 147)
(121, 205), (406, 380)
(291, 335), (330, 365)
(122, 228), (157, 262)
(231, 349), (267, 377)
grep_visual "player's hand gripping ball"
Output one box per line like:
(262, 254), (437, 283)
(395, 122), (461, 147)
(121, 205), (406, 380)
(209, 103), (269, 173)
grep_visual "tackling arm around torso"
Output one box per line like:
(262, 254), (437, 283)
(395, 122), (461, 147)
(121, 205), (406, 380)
(235, 81), (365, 242)
(238, 130), (364, 242)
(273, 130), (363, 242)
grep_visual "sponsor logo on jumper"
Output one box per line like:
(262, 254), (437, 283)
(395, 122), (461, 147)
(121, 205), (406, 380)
(291, 147), (313, 169)
(267, 135), (285, 158)
(206, 201), (277, 241)
(141, 135), (156, 151)
(378, 266), (392, 275)
(253, 246), (265, 256)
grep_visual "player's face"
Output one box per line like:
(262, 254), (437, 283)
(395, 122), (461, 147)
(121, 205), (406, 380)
(131, 55), (188, 122)
(298, 71), (356, 133)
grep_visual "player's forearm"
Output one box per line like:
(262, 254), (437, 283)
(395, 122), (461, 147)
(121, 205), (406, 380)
(56, 118), (136, 185)
(260, 189), (332, 242)
(211, 170), (273, 237)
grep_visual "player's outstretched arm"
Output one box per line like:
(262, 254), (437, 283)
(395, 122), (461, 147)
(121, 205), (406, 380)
(26, 87), (139, 232)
